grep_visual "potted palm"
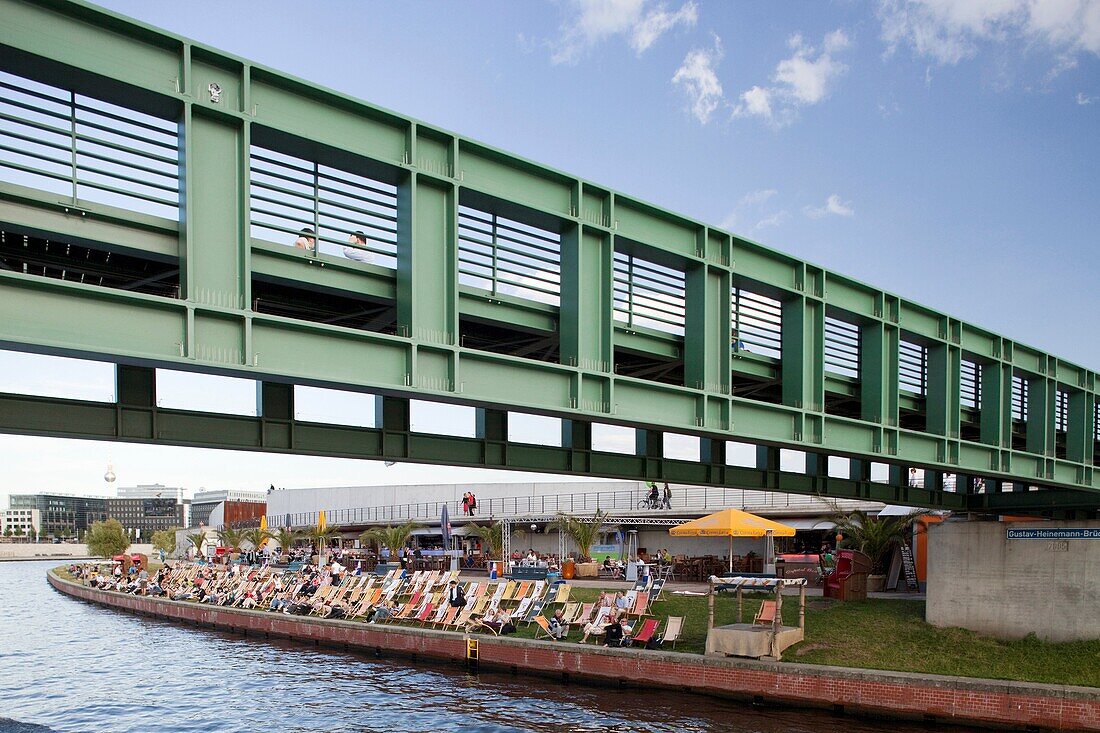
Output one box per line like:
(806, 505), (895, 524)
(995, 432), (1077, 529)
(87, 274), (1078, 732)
(550, 511), (607, 578)
(359, 521), (422, 574)
(831, 509), (925, 592)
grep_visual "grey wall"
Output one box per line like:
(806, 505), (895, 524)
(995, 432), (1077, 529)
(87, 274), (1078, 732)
(926, 520), (1100, 642)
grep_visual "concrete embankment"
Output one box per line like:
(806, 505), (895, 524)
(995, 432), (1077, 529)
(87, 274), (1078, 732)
(0, 544), (154, 562)
(47, 572), (1100, 732)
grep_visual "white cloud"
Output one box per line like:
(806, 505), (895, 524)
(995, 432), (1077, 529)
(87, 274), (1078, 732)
(720, 189), (779, 229)
(804, 194), (855, 219)
(672, 35), (725, 124)
(740, 188), (778, 206)
(1079, 91), (1096, 104)
(733, 30), (851, 125)
(552, 0), (698, 64)
(631, 1), (699, 53)
(879, 0), (1100, 67)
(755, 211), (789, 230)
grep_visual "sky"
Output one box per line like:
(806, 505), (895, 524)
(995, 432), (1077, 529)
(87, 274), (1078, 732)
(1, 0), (1097, 503)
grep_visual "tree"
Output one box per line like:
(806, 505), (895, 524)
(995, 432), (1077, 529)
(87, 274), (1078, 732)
(466, 522), (506, 560)
(241, 527), (273, 551)
(13, 527), (24, 537)
(187, 531), (207, 558)
(830, 509), (927, 575)
(3, 528), (11, 537)
(216, 527), (246, 552)
(151, 529), (177, 556)
(359, 521), (422, 560)
(549, 511), (609, 562)
(307, 525), (341, 556)
(86, 519), (130, 559)
(273, 527), (302, 553)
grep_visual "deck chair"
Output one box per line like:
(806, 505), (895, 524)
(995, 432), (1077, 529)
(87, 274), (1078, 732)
(626, 592), (650, 618)
(472, 595), (490, 615)
(628, 618), (660, 647)
(533, 615), (555, 640)
(554, 585), (571, 604)
(436, 606), (459, 628)
(753, 600), (778, 626)
(543, 584), (560, 604)
(513, 581), (531, 601)
(513, 597), (532, 620)
(561, 602), (581, 624)
(452, 607), (474, 629)
(571, 603), (595, 627)
(660, 616), (684, 649)
(649, 578), (666, 602)
(500, 580), (517, 601)
(414, 603), (435, 625)
(523, 600), (545, 624)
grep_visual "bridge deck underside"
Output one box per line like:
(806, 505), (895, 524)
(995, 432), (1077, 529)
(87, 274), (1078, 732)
(0, 0), (1096, 515)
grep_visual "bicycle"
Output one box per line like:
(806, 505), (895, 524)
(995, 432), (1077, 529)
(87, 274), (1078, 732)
(637, 497), (660, 510)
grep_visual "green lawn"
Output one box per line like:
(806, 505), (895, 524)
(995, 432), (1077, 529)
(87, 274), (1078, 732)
(502, 587), (1100, 688)
(53, 568), (1100, 688)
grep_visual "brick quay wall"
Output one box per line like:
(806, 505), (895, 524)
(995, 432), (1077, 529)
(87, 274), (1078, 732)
(47, 572), (1099, 731)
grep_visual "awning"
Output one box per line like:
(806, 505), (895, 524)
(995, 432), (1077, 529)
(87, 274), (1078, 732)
(778, 518), (837, 531)
(877, 504), (922, 517)
(669, 508), (796, 537)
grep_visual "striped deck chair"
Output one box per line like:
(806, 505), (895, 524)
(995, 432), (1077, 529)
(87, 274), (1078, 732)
(561, 602), (581, 624)
(414, 603), (436, 625)
(435, 606), (459, 628)
(570, 603), (595, 627)
(453, 607), (474, 629)
(626, 591), (650, 618)
(523, 600), (545, 625)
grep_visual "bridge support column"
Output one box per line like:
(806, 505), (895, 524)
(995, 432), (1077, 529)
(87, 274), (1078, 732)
(116, 365), (156, 440)
(560, 224), (613, 413)
(636, 429), (664, 480)
(701, 438), (726, 486)
(562, 419), (591, 474)
(1025, 372), (1055, 459)
(781, 288), (825, 443)
(377, 396), (410, 461)
(260, 381), (293, 450)
(476, 408), (508, 468)
(686, 246), (731, 428)
(1066, 389), (1095, 465)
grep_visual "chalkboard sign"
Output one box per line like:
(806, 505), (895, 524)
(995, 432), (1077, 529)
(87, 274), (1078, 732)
(899, 542), (919, 591)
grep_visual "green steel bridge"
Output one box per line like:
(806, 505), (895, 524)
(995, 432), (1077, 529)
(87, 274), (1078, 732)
(0, 0), (1096, 518)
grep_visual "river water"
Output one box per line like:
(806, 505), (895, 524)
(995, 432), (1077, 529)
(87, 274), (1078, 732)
(1, 561), (976, 733)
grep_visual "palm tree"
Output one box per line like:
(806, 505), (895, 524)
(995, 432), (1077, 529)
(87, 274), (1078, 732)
(466, 522), (506, 560)
(307, 525), (341, 559)
(549, 510), (609, 562)
(830, 509), (927, 574)
(216, 527), (246, 552)
(241, 527), (273, 552)
(273, 527), (302, 553)
(187, 531), (206, 559)
(359, 521), (422, 561)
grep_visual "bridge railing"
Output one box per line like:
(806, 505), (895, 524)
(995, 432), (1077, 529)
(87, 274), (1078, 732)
(262, 486), (882, 530)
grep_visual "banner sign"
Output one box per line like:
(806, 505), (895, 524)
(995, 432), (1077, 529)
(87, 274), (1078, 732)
(1006, 528), (1100, 540)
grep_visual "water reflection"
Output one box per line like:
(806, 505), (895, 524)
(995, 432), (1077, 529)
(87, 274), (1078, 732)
(0, 562), (978, 733)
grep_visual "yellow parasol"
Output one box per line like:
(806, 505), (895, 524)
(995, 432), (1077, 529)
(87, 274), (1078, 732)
(317, 510), (326, 533)
(258, 514), (269, 548)
(669, 508), (795, 573)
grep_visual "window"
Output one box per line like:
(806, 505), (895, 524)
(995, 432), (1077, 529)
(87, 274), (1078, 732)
(613, 251), (685, 335)
(457, 206), (561, 306)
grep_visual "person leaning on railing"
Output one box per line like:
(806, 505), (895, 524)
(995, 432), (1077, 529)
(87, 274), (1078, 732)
(294, 227), (316, 253)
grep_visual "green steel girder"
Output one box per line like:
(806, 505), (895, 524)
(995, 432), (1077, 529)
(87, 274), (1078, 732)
(2, 376), (1085, 516)
(0, 0), (1097, 507)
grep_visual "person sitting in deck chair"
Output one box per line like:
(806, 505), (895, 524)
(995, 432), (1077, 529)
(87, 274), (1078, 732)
(603, 615), (625, 647)
(548, 608), (568, 640)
